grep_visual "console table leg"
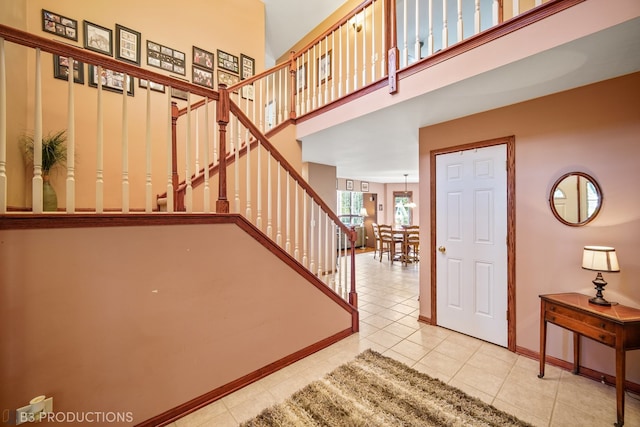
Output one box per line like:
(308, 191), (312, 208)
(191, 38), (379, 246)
(572, 333), (580, 374)
(615, 342), (625, 427)
(538, 304), (547, 379)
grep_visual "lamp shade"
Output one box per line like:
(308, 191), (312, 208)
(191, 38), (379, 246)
(360, 207), (368, 217)
(582, 246), (620, 272)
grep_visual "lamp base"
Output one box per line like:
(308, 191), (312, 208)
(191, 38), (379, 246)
(589, 272), (611, 306)
(589, 296), (611, 306)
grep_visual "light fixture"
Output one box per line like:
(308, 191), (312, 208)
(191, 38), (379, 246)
(399, 174), (416, 208)
(360, 207), (368, 218)
(582, 246), (620, 306)
(350, 13), (363, 32)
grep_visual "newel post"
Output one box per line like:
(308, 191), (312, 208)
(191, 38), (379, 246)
(170, 101), (182, 211)
(349, 226), (359, 331)
(288, 51), (297, 120)
(216, 84), (230, 213)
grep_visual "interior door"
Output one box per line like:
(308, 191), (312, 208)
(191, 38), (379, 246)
(435, 145), (508, 347)
(363, 193), (377, 248)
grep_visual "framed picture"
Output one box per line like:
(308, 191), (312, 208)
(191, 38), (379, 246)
(241, 84), (254, 101)
(217, 70), (239, 87)
(192, 66), (214, 89)
(88, 64), (134, 96)
(193, 46), (214, 71)
(217, 49), (239, 74)
(83, 21), (113, 56)
(115, 24), (141, 65)
(317, 50), (332, 84)
(346, 179), (354, 191)
(240, 54), (255, 80)
(139, 79), (165, 93)
(147, 41), (186, 75)
(42, 10), (77, 41)
(361, 182), (369, 192)
(53, 55), (84, 84)
(171, 87), (189, 101)
(297, 63), (307, 92)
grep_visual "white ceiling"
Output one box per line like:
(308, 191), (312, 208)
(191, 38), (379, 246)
(263, 3), (640, 184)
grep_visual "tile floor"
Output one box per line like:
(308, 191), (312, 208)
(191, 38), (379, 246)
(171, 252), (640, 427)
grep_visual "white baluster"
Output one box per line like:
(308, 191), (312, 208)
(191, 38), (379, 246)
(96, 66), (104, 213)
(145, 85), (152, 212)
(353, 17), (359, 90)
(312, 46), (317, 110)
(428, 0), (434, 55)
(535, 0), (542, 6)
(331, 222), (337, 290)
(331, 31), (336, 101)
(245, 123), (252, 221)
(362, 12), (367, 86)
(276, 163), (282, 246)
(121, 73), (129, 213)
(512, 0), (520, 17)
(233, 115), (239, 213)
(285, 174), (291, 253)
(338, 27), (343, 98)
(492, 0), (500, 26)
(266, 152), (272, 238)
(371, 3), (376, 81)
(256, 141), (263, 229)
(324, 36), (329, 105)
(402, 0), (408, 66)
(0, 38), (6, 213)
(457, 0), (464, 42)
(278, 69), (283, 125)
(66, 57), (75, 213)
(302, 190), (308, 267)
(194, 111), (200, 176)
(442, 0), (449, 49)
(324, 214), (329, 280)
(415, 0), (421, 62)
(317, 205), (322, 277)
(345, 23), (350, 95)
(203, 98), (210, 212)
(309, 200), (315, 273)
(294, 183), (300, 260)
(380, 0), (386, 77)
(166, 89), (174, 213)
(475, 0), (481, 34)
(32, 48), (43, 213)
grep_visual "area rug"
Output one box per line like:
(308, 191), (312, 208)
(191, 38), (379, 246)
(241, 349), (532, 426)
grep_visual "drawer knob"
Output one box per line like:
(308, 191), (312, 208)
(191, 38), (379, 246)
(601, 323), (606, 329)
(550, 306), (556, 312)
(599, 335), (606, 341)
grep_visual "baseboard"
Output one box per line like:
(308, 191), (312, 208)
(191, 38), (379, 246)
(135, 328), (354, 427)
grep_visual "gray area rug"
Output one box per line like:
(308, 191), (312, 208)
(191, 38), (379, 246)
(241, 349), (532, 426)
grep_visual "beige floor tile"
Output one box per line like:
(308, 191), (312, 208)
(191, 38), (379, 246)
(452, 363), (506, 396)
(382, 321), (417, 339)
(496, 376), (556, 421)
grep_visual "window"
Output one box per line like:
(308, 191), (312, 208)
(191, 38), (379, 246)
(337, 191), (364, 226)
(393, 191), (413, 226)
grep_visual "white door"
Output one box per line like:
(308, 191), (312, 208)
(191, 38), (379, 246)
(435, 145), (508, 347)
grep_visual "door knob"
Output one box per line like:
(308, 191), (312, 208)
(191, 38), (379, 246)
(438, 246), (446, 253)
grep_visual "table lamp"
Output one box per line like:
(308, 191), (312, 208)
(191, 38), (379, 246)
(582, 246), (620, 306)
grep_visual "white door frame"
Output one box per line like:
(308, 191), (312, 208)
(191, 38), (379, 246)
(429, 136), (516, 351)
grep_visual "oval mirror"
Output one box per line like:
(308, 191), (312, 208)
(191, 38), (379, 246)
(549, 172), (602, 226)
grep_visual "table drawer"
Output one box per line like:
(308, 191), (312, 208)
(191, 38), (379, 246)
(545, 308), (616, 346)
(546, 302), (617, 332)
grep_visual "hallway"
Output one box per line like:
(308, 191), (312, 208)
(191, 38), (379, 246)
(171, 253), (640, 427)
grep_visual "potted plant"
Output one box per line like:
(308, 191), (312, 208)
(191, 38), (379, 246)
(20, 130), (67, 211)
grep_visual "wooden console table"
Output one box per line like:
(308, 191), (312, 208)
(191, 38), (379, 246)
(539, 293), (640, 427)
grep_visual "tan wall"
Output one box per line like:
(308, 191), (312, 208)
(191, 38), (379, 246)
(419, 72), (640, 382)
(0, 222), (352, 424)
(2, 0), (265, 209)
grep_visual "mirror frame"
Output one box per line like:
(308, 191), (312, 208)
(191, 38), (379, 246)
(549, 172), (602, 227)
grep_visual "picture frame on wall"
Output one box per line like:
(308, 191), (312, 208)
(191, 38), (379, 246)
(139, 79), (165, 93)
(317, 50), (332, 84)
(83, 21), (113, 56)
(193, 46), (214, 71)
(346, 179), (354, 191)
(146, 41), (186, 75)
(217, 49), (239, 74)
(361, 181), (369, 192)
(171, 87), (189, 101)
(42, 9), (78, 41)
(53, 55), (84, 84)
(115, 24), (141, 65)
(217, 70), (239, 87)
(192, 66), (214, 89)
(240, 54), (255, 80)
(297, 63), (307, 92)
(88, 64), (134, 96)
(241, 84), (254, 101)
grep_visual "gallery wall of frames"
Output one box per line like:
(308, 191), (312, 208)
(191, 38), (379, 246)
(42, 8), (256, 99)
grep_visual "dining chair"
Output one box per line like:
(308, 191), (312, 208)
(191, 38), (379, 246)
(403, 225), (420, 266)
(378, 224), (401, 263)
(371, 223), (381, 259)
